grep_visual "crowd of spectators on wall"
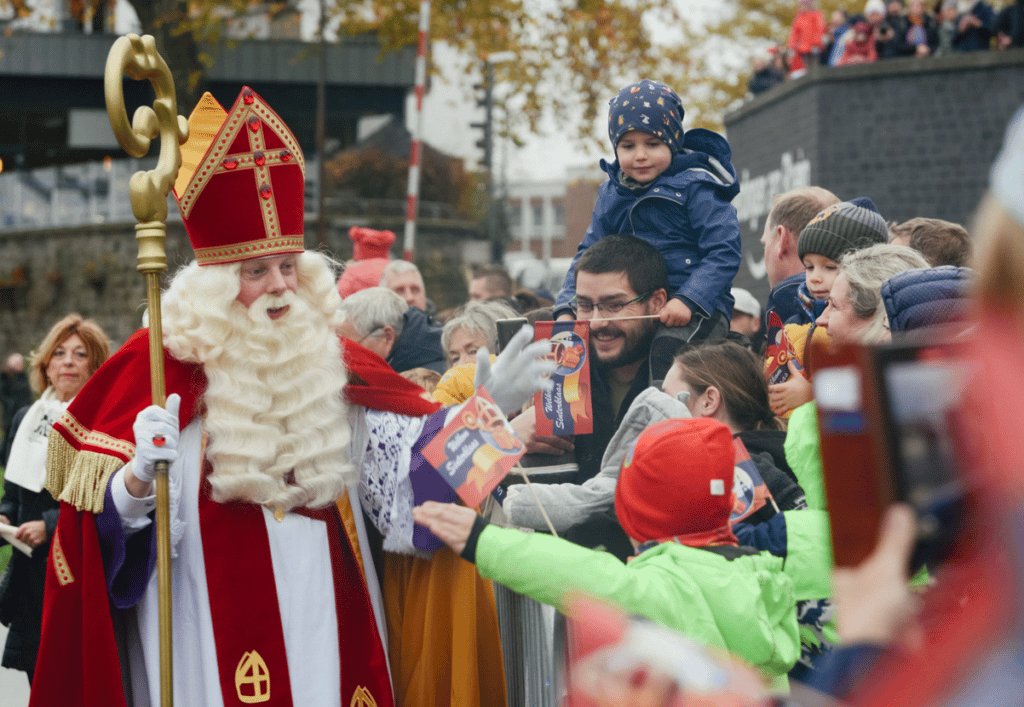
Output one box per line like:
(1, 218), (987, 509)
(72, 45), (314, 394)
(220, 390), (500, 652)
(749, 0), (1024, 96)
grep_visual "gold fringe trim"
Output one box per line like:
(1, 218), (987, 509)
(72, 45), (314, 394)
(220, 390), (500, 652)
(46, 432), (126, 514)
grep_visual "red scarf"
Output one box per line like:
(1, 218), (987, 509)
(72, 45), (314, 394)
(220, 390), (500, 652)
(340, 336), (440, 416)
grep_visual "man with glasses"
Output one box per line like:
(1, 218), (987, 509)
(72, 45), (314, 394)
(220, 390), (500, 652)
(508, 235), (671, 559)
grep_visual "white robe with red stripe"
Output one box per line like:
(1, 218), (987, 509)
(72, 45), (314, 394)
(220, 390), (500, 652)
(112, 416), (394, 707)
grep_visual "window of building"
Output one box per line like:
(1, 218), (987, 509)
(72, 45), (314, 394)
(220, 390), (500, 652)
(507, 199), (522, 228)
(553, 199), (565, 227)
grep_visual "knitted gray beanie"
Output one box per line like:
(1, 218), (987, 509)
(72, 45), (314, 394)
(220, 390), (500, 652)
(798, 199), (889, 262)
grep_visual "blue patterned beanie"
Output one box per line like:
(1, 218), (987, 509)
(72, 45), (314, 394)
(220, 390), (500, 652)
(608, 80), (685, 153)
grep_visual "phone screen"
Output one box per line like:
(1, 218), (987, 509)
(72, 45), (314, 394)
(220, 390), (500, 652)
(880, 356), (967, 504)
(495, 318), (528, 354)
(874, 343), (974, 572)
(813, 338), (975, 571)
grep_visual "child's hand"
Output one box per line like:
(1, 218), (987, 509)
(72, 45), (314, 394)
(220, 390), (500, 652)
(768, 360), (813, 415)
(659, 299), (692, 327)
(413, 501), (478, 555)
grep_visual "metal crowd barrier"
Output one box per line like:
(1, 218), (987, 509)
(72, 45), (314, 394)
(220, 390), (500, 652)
(494, 583), (560, 707)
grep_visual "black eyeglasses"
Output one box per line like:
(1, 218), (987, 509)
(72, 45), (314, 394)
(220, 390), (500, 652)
(571, 292), (652, 316)
(356, 326), (384, 344)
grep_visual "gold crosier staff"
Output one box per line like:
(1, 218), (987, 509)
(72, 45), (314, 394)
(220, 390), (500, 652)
(104, 33), (189, 707)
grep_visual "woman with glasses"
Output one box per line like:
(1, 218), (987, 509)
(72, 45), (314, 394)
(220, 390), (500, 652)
(0, 314), (111, 684)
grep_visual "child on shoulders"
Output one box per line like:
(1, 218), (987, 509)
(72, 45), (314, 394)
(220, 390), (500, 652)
(553, 79), (742, 381)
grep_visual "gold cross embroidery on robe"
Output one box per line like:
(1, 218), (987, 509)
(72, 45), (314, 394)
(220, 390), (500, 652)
(235, 650), (271, 703)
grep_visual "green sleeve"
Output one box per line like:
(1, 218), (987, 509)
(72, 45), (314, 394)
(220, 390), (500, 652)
(784, 401), (827, 511)
(474, 526), (639, 611)
(475, 527), (801, 681)
(782, 509), (834, 601)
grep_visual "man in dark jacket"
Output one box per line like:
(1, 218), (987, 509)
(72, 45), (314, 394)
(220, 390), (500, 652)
(997, 0), (1024, 48)
(955, 0), (996, 51)
(875, 0), (910, 57)
(749, 55), (785, 95)
(760, 187), (840, 329)
(512, 236), (670, 558)
(338, 287), (446, 374)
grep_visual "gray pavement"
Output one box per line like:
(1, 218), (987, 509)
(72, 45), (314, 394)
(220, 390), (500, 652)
(0, 624), (30, 707)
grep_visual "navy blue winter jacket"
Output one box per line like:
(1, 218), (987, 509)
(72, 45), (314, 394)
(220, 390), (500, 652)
(881, 266), (972, 335)
(554, 129), (742, 320)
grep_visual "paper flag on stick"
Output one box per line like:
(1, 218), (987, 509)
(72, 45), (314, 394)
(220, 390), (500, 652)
(764, 311), (806, 385)
(421, 387), (526, 508)
(534, 320), (593, 435)
(730, 437), (775, 525)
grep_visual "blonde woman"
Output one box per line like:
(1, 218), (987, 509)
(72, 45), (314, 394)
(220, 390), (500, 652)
(0, 314), (110, 683)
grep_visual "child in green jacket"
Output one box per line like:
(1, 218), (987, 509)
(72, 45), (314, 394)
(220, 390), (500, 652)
(415, 417), (808, 688)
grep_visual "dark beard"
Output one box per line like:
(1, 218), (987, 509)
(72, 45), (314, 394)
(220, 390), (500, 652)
(590, 319), (659, 370)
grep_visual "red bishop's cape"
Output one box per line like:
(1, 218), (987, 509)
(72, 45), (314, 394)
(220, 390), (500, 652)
(30, 329), (440, 707)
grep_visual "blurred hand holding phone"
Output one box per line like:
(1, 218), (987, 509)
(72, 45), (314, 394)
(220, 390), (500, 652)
(810, 336), (974, 574)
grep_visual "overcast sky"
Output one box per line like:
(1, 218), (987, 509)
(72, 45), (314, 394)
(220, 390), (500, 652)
(402, 0), (725, 183)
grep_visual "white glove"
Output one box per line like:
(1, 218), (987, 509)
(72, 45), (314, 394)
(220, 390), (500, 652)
(474, 324), (557, 416)
(131, 393), (181, 484)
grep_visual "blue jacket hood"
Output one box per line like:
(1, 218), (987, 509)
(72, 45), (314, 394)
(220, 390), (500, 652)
(386, 307), (446, 374)
(600, 128), (740, 201)
(881, 266), (972, 334)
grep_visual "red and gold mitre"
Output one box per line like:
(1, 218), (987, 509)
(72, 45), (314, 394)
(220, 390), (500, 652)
(173, 87), (306, 266)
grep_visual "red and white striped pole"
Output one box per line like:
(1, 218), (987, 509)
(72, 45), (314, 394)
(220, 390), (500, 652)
(403, 0), (431, 262)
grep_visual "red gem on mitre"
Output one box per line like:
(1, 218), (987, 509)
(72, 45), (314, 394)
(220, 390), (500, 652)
(280, 149), (292, 162)
(254, 151), (266, 167)
(242, 88), (255, 105)
(222, 157), (238, 170)
(259, 183), (272, 200)
(247, 115), (260, 133)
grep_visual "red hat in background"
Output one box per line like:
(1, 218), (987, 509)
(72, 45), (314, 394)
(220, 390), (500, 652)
(615, 418), (738, 546)
(337, 227), (396, 298)
(349, 227), (395, 261)
(337, 259), (390, 299)
(173, 87), (306, 266)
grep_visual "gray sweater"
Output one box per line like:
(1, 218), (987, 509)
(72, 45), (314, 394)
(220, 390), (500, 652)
(503, 387), (691, 532)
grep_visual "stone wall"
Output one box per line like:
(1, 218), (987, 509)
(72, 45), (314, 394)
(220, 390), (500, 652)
(725, 49), (1024, 304)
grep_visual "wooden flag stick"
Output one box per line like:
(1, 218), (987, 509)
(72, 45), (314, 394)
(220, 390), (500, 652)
(513, 463), (559, 538)
(597, 314), (663, 321)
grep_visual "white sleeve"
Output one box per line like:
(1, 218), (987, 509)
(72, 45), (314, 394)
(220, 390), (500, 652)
(357, 408), (428, 557)
(110, 466), (156, 535)
(109, 419), (196, 556)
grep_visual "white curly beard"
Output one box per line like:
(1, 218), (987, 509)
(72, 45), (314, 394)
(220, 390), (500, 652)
(160, 253), (354, 511)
